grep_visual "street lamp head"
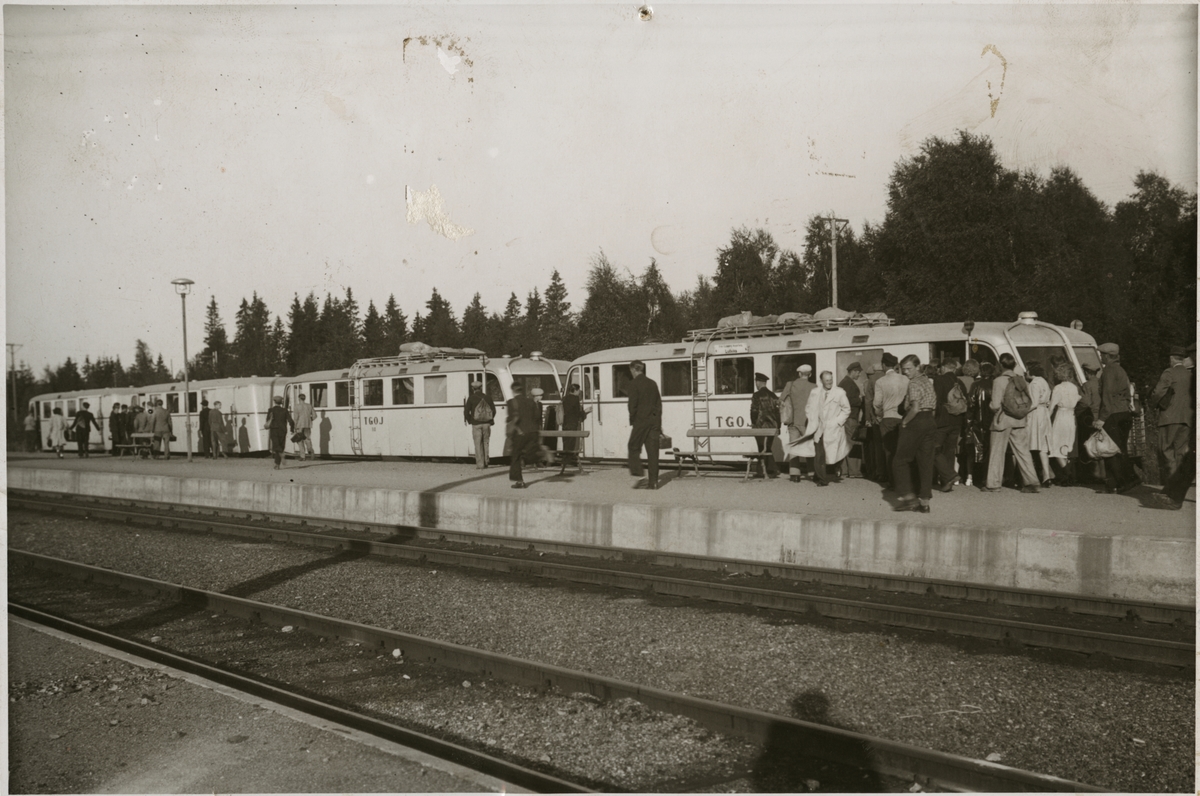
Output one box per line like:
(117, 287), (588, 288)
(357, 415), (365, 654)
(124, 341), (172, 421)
(172, 278), (194, 296)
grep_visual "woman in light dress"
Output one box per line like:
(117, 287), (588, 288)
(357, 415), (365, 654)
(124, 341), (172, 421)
(1024, 362), (1054, 486)
(1048, 362), (1081, 485)
(47, 407), (67, 458)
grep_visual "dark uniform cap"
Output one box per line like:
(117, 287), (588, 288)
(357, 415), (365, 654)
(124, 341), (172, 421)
(754, 372), (768, 382)
(1169, 345), (1187, 358)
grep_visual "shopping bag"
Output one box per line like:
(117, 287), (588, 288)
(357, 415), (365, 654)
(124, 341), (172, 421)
(1084, 429), (1120, 459)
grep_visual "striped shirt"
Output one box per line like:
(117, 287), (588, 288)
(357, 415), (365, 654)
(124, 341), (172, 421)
(905, 373), (937, 413)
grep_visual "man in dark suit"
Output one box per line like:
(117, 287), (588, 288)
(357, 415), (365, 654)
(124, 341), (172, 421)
(506, 381), (541, 489)
(198, 399), (211, 458)
(626, 359), (662, 489)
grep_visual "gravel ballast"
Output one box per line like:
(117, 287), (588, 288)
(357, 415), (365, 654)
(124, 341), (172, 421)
(9, 510), (1193, 792)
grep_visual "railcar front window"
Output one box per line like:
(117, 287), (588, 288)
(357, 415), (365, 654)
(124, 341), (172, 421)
(363, 379), (384, 406)
(485, 374), (504, 403)
(310, 383), (328, 408)
(392, 378), (414, 405)
(1073, 346), (1101, 374)
(1017, 345), (1072, 386)
(661, 361), (696, 397)
(424, 375), (448, 404)
(713, 357), (754, 395)
(967, 342), (998, 368)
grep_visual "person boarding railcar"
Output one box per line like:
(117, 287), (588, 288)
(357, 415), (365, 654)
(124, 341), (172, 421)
(292, 392), (316, 460)
(151, 399), (173, 460)
(72, 401), (101, 458)
(780, 364), (815, 483)
(837, 363), (866, 478)
(1093, 342), (1139, 494)
(265, 395), (294, 470)
(984, 354), (1039, 493)
(872, 353), (909, 487)
(626, 360), (662, 490)
(560, 383), (588, 467)
(209, 401), (229, 458)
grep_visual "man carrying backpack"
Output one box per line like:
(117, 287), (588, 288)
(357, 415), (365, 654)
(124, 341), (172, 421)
(984, 353), (1040, 493)
(932, 358), (967, 491)
(464, 379), (497, 469)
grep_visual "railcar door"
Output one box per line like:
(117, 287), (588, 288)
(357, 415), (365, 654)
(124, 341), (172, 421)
(565, 365), (604, 459)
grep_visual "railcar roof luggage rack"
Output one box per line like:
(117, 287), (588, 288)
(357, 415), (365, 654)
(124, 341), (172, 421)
(349, 348), (487, 372)
(682, 314), (893, 342)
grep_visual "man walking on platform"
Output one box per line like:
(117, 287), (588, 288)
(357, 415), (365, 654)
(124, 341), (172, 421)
(209, 401), (229, 458)
(892, 356), (938, 511)
(198, 400), (211, 458)
(506, 381), (541, 488)
(626, 359), (662, 489)
(750, 372), (780, 479)
(264, 395), (293, 470)
(292, 392), (316, 460)
(560, 383), (588, 468)
(73, 401), (101, 458)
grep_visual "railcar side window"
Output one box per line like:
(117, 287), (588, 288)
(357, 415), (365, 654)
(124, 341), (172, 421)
(335, 381), (352, 407)
(772, 354), (817, 390)
(187, 392), (198, 413)
(485, 373), (504, 403)
(310, 384), (328, 408)
(392, 378), (414, 405)
(661, 361), (696, 397)
(424, 375), (448, 404)
(713, 357), (754, 395)
(42, 403), (51, 419)
(929, 341), (967, 367)
(967, 342), (998, 369)
(362, 379), (384, 406)
(835, 349), (883, 380)
(612, 365), (634, 398)
(67, 399), (77, 417)
(166, 394), (179, 413)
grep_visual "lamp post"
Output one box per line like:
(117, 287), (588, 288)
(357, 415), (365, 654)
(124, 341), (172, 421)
(172, 278), (194, 462)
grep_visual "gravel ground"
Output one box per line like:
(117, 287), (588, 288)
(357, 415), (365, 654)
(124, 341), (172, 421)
(9, 510), (1194, 793)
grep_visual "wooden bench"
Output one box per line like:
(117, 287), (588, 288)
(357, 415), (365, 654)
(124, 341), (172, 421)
(118, 432), (156, 458)
(677, 428), (780, 479)
(538, 430), (590, 474)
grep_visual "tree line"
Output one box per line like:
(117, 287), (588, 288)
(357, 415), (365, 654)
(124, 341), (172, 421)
(12, 131), (1195, 412)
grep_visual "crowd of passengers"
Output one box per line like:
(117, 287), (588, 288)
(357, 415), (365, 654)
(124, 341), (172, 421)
(550, 342), (1193, 513)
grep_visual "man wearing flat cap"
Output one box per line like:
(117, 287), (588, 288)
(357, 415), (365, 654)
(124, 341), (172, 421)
(750, 372), (781, 478)
(780, 363), (816, 482)
(1151, 345), (1193, 480)
(1094, 342), (1139, 493)
(838, 362), (867, 478)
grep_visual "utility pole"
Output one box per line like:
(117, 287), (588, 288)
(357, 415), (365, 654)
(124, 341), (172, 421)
(822, 214), (849, 308)
(7, 342), (22, 424)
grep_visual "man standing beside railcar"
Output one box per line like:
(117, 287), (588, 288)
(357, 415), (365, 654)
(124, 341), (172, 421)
(932, 358), (966, 491)
(872, 353), (909, 487)
(838, 362), (866, 478)
(750, 372), (780, 479)
(198, 400), (211, 458)
(560, 383), (588, 468)
(984, 354), (1039, 493)
(1093, 342), (1139, 493)
(1151, 345), (1192, 482)
(626, 360), (662, 489)
(151, 399), (173, 460)
(506, 381), (541, 489)
(264, 395), (293, 470)
(464, 380), (497, 469)
(780, 364), (815, 483)
(73, 401), (101, 458)
(292, 392), (316, 461)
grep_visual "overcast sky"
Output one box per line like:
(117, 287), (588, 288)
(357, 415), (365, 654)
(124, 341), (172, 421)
(5, 3), (1196, 375)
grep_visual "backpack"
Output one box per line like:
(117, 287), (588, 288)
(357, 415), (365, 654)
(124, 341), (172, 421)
(945, 380), (968, 415)
(1001, 374), (1033, 419)
(472, 397), (494, 423)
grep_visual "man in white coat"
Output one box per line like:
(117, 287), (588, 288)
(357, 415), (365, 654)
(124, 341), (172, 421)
(789, 371), (851, 486)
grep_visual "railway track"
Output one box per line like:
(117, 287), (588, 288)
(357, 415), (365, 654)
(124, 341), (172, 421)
(9, 549), (1107, 793)
(11, 489), (1193, 669)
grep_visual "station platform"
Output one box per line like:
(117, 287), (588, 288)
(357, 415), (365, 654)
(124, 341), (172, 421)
(7, 453), (1195, 606)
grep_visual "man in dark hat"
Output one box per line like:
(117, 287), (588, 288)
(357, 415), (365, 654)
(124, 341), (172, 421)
(626, 360), (663, 489)
(264, 395), (293, 470)
(750, 372), (780, 479)
(838, 362), (866, 477)
(1150, 345), (1192, 481)
(1094, 342), (1138, 493)
(198, 399), (211, 458)
(506, 380), (541, 488)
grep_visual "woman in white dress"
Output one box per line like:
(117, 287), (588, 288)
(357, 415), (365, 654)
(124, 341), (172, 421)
(1048, 362), (1081, 485)
(1025, 362), (1053, 486)
(47, 407), (67, 458)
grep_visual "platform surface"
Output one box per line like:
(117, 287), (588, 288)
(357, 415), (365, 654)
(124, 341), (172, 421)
(8, 452), (1193, 540)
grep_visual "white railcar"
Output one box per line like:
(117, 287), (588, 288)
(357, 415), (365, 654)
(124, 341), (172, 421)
(31, 376), (284, 454)
(564, 312), (1101, 463)
(283, 351), (568, 459)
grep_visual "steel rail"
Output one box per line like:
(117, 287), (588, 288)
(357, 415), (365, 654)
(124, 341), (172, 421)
(12, 488), (1192, 625)
(10, 492), (1193, 667)
(7, 600), (593, 794)
(9, 550), (1107, 793)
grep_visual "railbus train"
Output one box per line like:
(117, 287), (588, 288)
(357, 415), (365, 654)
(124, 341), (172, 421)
(282, 350), (568, 459)
(30, 376), (284, 455)
(29, 349), (569, 461)
(563, 311), (1102, 464)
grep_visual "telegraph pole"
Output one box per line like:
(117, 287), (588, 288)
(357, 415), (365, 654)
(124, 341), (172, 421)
(822, 215), (849, 308)
(7, 342), (22, 424)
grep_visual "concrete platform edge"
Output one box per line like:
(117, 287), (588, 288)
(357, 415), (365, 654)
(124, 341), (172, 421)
(11, 467), (1193, 606)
